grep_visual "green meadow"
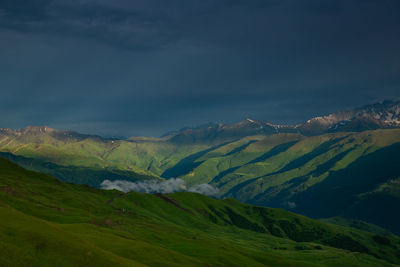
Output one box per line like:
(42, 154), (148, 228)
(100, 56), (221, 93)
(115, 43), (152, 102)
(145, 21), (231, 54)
(1, 157), (400, 266)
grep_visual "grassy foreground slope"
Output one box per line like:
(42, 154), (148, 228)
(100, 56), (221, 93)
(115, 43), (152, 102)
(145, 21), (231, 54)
(1, 158), (400, 266)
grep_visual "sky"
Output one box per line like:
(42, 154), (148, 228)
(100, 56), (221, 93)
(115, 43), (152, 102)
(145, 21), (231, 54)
(0, 0), (399, 137)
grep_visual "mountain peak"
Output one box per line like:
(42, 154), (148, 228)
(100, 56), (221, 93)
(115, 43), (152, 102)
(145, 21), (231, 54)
(299, 100), (400, 135)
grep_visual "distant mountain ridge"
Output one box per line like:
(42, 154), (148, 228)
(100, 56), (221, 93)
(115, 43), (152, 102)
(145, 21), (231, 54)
(1, 100), (399, 145)
(0, 125), (107, 144)
(298, 100), (400, 135)
(164, 100), (400, 143)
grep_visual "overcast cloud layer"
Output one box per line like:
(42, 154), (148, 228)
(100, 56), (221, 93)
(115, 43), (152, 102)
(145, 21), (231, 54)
(1, 0), (399, 137)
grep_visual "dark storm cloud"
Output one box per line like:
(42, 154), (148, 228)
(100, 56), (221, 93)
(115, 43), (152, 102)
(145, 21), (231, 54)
(1, 0), (275, 49)
(0, 0), (399, 136)
(1, 0), (172, 49)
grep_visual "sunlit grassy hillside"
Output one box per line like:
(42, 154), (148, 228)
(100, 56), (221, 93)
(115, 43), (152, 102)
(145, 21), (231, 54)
(1, 157), (400, 266)
(1, 128), (400, 234)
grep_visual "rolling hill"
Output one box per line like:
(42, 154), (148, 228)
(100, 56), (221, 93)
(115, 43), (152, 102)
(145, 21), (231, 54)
(1, 157), (400, 266)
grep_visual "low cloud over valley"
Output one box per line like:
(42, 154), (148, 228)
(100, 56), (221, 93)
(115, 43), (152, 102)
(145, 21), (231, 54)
(101, 178), (219, 196)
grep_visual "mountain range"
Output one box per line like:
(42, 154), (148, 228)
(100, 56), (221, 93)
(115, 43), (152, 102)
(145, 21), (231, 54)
(163, 100), (400, 143)
(0, 100), (399, 236)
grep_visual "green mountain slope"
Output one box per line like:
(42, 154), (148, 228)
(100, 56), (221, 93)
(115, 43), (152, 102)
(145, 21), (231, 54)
(1, 157), (400, 266)
(1, 126), (400, 234)
(171, 129), (400, 234)
(0, 126), (209, 180)
(0, 152), (159, 187)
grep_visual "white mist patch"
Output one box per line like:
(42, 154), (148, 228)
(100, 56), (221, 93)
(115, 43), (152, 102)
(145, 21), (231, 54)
(187, 184), (219, 196)
(100, 178), (219, 196)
